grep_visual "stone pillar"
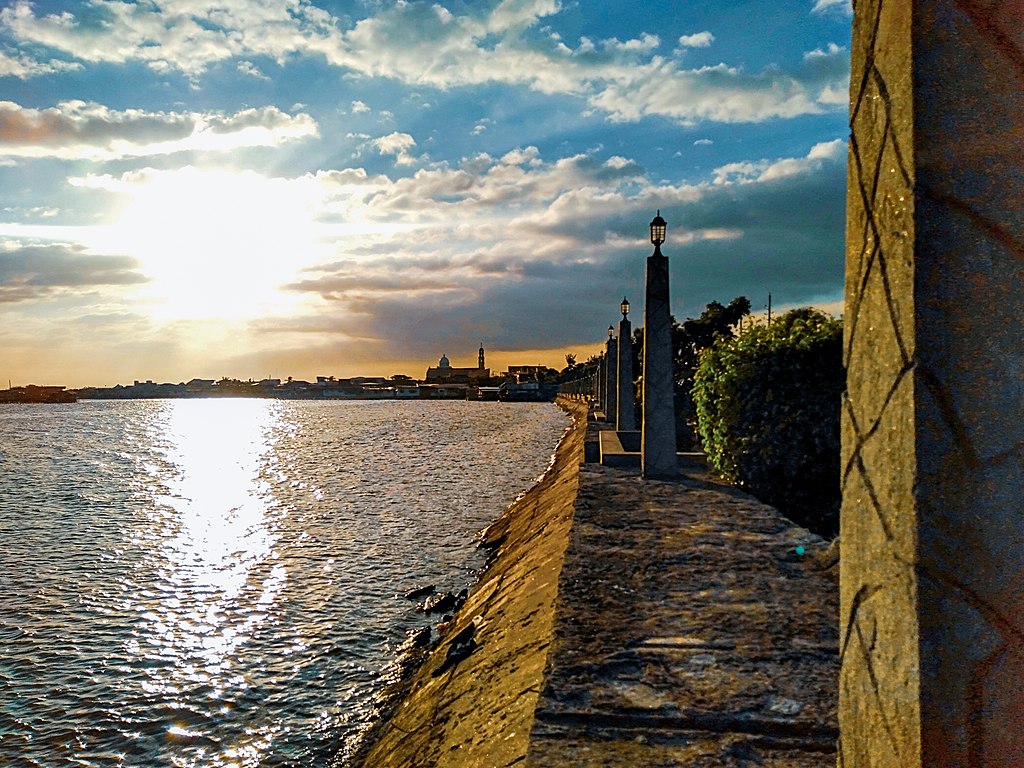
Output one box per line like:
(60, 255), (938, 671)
(841, 3), (1024, 766)
(604, 333), (617, 424)
(641, 245), (676, 479)
(594, 353), (603, 409)
(616, 315), (635, 431)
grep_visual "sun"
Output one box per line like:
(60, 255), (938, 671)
(110, 167), (326, 321)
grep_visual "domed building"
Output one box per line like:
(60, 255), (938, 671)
(424, 345), (490, 384)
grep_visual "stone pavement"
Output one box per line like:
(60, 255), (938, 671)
(352, 402), (839, 767)
(526, 445), (840, 766)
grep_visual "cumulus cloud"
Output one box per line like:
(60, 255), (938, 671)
(372, 131), (418, 166)
(0, 135), (847, 371)
(711, 139), (846, 185)
(271, 139), (845, 358)
(0, 0), (324, 76)
(0, 242), (148, 302)
(0, 49), (80, 78)
(236, 60), (270, 80)
(678, 31), (714, 48)
(2, 1), (848, 126)
(0, 101), (318, 160)
(350, 100), (371, 114)
(500, 146), (541, 166)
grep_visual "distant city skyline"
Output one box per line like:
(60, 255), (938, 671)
(0, 0), (852, 387)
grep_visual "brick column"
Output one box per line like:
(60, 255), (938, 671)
(841, 3), (1024, 765)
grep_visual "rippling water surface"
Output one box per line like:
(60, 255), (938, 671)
(0, 398), (568, 767)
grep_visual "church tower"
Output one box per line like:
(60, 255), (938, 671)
(478, 343), (485, 370)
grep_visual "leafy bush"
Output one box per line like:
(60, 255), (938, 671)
(692, 308), (843, 537)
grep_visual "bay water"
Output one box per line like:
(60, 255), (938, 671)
(0, 398), (568, 767)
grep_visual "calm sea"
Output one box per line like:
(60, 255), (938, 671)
(0, 398), (568, 767)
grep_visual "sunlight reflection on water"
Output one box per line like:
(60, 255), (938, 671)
(0, 398), (568, 767)
(129, 400), (285, 766)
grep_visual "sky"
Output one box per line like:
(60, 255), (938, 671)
(0, 0), (853, 387)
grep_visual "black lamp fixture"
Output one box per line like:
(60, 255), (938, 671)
(650, 210), (667, 248)
(608, 324), (615, 339)
(620, 296), (630, 318)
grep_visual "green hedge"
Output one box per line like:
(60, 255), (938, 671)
(692, 308), (843, 537)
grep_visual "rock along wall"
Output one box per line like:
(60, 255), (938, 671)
(353, 396), (588, 767)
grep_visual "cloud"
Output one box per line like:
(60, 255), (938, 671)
(500, 146), (541, 166)
(678, 31), (714, 48)
(272, 140), (845, 359)
(0, 134), (847, 376)
(2, 1), (848, 126)
(0, 242), (148, 302)
(694, 138), (713, 146)
(711, 139), (845, 185)
(350, 100), (371, 114)
(0, 101), (317, 160)
(812, 0), (853, 14)
(0, 0), (323, 76)
(372, 131), (418, 166)
(486, 0), (562, 33)
(0, 49), (80, 78)
(236, 60), (270, 80)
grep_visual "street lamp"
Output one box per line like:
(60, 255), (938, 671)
(650, 210), (667, 249)
(620, 296), (630, 319)
(608, 324), (615, 338)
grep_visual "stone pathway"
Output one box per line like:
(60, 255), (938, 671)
(352, 404), (839, 767)
(525, 426), (840, 766)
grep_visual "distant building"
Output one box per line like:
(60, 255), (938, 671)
(504, 365), (547, 379)
(350, 376), (389, 387)
(424, 344), (490, 384)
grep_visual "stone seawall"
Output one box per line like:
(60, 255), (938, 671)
(351, 396), (590, 767)
(351, 396), (839, 767)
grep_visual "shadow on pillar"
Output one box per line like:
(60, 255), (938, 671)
(641, 211), (677, 480)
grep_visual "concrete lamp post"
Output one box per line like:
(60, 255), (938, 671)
(641, 211), (677, 479)
(616, 297), (636, 431)
(604, 325), (617, 423)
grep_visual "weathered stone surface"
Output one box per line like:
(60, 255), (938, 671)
(842, 3), (1024, 765)
(605, 335), (618, 426)
(616, 315), (636, 431)
(354, 400), (839, 766)
(642, 247), (677, 479)
(350, 398), (589, 767)
(526, 456), (838, 766)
